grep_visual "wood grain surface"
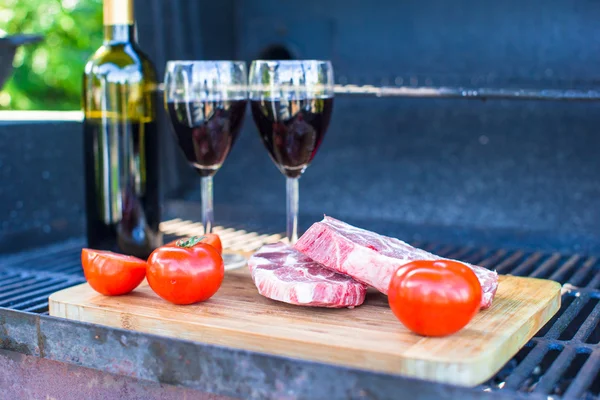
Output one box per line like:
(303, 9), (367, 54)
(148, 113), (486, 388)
(49, 265), (561, 387)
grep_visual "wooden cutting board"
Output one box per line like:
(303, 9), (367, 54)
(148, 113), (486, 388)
(49, 264), (561, 387)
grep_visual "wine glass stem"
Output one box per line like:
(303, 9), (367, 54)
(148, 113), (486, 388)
(286, 177), (299, 244)
(201, 176), (214, 234)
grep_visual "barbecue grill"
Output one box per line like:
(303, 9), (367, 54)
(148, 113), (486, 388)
(1, 216), (599, 399)
(2, 0), (600, 399)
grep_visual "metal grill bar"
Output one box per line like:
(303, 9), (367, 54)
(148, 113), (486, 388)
(573, 300), (600, 342)
(502, 342), (553, 391)
(529, 254), (565, 279)
(53, 264), (83, 275)
(332, 84), (600, 102)
(494, 251), (524, 274)
(548, 255), (581, 282)
(22, 302), (50, 313)
(521, 348), (563, 392)
(6, 286), (75, 310)
(478, 250), (507, 269)
(563, 350), (600, 398)
(0, 277), (43, 292)
(462, 248), (489, 265)
(546, 296), (588, 340)
(10, 247), (78, 265)
(156, 82), (600, 102)
(0, 266), (84, 312)
(0, 274), (32, 286)
(433, 244), (455, 258)
(0, 280), (69, 306)
(510, 252), (545, 276)
(444, 246), (473, 260)
(1, 245), (83, 275)
(532, 346), (577, 394)
(567, 257), (597, 287)
(587, 270), (600, 289)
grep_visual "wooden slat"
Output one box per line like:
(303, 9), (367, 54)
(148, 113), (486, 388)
(159, 219), (286, 256)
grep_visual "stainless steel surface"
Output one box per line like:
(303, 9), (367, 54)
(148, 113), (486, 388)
(156, 82), (600, 102)
(332, 84), (600, 102)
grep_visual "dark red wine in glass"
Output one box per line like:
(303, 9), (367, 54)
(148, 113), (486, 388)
(164, 61), (248, 269)
(250, 97), (334, 178)
(167, 99), (247, 175)
(249, 60), (335, 244)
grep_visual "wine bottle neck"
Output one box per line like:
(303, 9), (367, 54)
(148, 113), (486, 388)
(103, 25), (136, 44)
(103, 0), (134, 43)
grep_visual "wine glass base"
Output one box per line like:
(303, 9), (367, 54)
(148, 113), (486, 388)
(222, 252), (248, 271)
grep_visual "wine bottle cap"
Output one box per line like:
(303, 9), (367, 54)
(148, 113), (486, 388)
(104, 0), (134, 25)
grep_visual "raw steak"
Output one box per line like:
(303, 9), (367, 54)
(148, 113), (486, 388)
(294, 216), (498, 309)
(247, 242), (367, 308)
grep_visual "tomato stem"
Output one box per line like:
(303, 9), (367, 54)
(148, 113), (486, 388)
(176, 236), (206, 248)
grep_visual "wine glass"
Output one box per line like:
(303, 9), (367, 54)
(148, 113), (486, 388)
(164, 61), (248, 269)
(249, 60), (334, 244)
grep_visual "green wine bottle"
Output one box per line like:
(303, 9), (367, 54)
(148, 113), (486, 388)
(82, 0), (162, 258)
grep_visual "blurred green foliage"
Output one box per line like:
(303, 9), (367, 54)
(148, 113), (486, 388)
(0, 0), (102, 110)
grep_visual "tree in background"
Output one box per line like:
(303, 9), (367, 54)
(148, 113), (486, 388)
(0, 0), (102, 110)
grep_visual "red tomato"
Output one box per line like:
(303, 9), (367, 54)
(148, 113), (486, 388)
(146, 241), (224, 305)
(164, 234), (223, 255)
(388, 260), (482, 337)
(81, 249), (147, 296)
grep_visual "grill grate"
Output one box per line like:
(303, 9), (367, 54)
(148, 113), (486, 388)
(1, 218), (599, 398)
(0, 268), (84, 313)
(483, 287), (600, 398)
